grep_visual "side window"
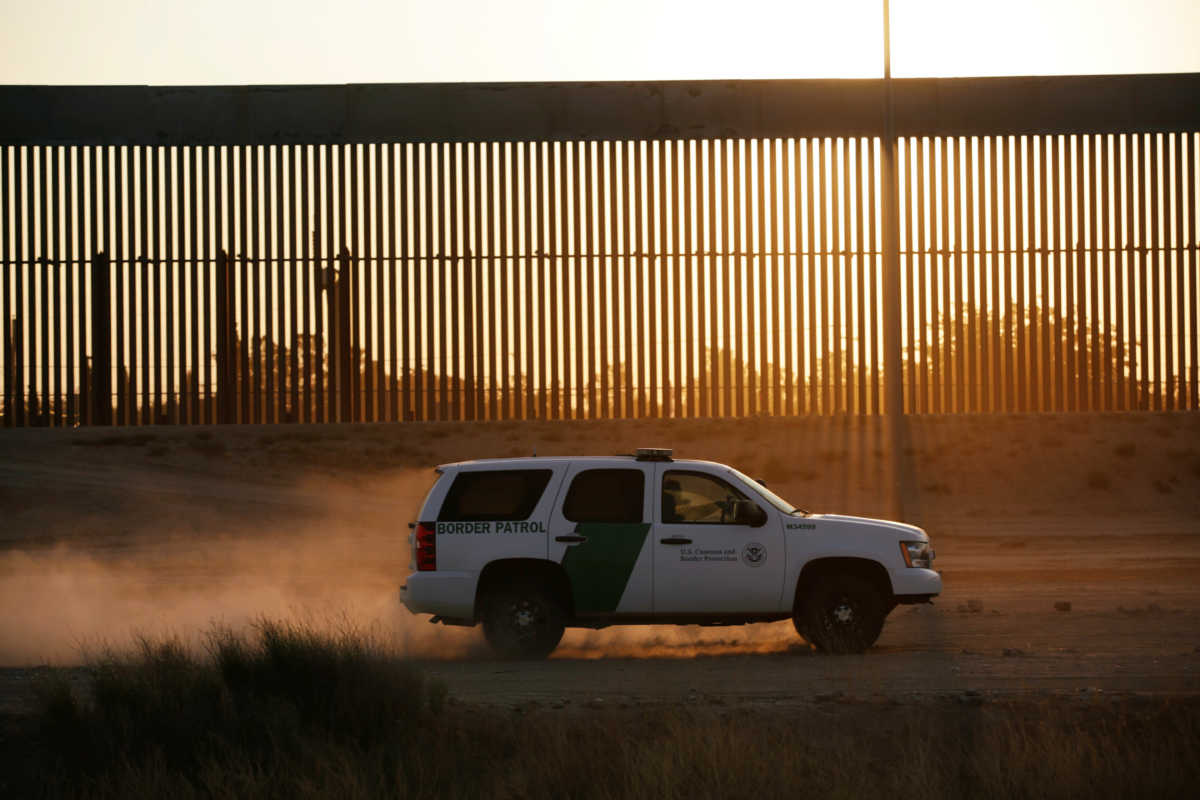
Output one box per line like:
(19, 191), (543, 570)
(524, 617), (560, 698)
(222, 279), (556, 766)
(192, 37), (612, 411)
(562, 469), (645, 524)
(438, 469), (552, 521)
(662, 470), (748, 525)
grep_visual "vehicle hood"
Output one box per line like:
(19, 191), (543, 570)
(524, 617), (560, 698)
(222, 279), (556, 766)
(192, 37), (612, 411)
(808, 513), (928, 541)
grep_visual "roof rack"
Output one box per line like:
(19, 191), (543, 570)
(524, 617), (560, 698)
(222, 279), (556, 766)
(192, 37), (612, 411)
(635, 447), (674, 462)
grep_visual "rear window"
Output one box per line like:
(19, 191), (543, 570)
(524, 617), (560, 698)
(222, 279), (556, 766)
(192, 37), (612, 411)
(437, 469), (552, 522)
(562, 469), (645, 523)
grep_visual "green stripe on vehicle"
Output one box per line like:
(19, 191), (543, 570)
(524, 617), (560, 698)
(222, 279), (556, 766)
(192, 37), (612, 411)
(559, 523), (652, 614)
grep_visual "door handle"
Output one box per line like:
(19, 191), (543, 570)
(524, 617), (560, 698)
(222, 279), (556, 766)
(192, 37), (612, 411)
(659, 536), (693, 545)
(555, 535), (588, 544)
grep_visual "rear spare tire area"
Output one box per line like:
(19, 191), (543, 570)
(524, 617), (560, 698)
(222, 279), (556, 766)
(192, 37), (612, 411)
(480, 580), (566, 659)
(797, 573), (886, 654)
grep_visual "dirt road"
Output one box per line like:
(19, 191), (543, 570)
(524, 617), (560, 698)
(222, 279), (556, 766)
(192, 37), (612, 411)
(1, 415), (1198, 712)
(424, 607), (1200, 710)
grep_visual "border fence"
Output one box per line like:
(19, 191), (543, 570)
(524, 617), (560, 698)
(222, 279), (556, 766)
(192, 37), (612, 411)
(1, 75), (1198, 425)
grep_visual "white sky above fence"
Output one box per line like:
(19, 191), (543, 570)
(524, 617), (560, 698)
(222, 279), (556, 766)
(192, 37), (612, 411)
(1, 0), (1198, 85)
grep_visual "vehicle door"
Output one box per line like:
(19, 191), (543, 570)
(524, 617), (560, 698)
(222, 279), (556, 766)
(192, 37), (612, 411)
(652, 464), (786, 614)
(547, 463), (654, 616)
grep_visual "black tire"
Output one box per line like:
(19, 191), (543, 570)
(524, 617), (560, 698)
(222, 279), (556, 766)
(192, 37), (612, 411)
(790, 614), (811, 643)
(797, 573), (886, 654)
(481, 581), (566, 659)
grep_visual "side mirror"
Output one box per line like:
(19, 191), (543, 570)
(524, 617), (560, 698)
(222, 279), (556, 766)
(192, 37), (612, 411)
(732, 500), (768, 528)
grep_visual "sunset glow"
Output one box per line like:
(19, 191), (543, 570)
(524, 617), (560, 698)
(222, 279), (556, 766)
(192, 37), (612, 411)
(1, 4), (1199, 798)
(1, 1), (1198, 85)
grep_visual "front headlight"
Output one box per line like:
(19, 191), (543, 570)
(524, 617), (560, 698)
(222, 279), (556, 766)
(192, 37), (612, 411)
(900, 540), (933, 569)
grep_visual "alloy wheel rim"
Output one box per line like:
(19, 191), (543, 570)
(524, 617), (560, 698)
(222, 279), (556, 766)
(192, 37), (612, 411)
(832, 601), (856, 625)
(508, 600), (542, 639)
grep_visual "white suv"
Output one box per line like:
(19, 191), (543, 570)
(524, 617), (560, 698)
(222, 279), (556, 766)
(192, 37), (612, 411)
(401, 448), (940, 658)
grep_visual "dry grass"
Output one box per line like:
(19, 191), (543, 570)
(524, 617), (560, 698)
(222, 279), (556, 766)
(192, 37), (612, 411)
(4, 625), (1199, 800)
(8, 622), (442, 799)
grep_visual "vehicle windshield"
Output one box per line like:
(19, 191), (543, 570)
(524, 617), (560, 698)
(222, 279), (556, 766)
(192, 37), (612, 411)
(728, 467), (808, 515)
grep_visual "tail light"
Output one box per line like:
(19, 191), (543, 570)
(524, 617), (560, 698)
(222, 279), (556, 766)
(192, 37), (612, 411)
(415, 522), (437, 571)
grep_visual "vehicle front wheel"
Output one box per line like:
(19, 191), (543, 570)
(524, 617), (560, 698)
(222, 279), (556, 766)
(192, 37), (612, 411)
(797, 574), (886, 654)
(480, 581), (566, 659)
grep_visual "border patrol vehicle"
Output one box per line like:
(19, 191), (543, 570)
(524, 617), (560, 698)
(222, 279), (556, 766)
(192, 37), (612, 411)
(401, 448), (940, 658)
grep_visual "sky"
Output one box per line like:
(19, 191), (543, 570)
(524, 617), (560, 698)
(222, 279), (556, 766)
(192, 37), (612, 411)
(1, 0), (1198, 85)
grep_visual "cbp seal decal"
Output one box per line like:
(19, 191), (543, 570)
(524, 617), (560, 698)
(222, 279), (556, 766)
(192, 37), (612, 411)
(741, 542), (767, 567)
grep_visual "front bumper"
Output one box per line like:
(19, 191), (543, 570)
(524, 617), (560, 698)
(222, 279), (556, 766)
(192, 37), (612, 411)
(889, 566), (943, 598)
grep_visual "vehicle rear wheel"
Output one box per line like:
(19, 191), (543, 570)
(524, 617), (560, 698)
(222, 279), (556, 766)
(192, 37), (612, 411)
(797, 574), (886, 654)
(790, 615), (811, 643)
(481, 581), (566, 659)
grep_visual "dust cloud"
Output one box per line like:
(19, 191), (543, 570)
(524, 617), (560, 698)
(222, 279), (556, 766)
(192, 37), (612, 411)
(0, 467), (487, 665)
(0, 543), (802, 666)
(0, 542), (482, 666)
(0, 462), (801, 665)
(556, 623), (803, 660)
(0, 533), (804, 665)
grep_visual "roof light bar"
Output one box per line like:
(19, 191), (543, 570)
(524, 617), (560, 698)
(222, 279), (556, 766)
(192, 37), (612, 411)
(635, 447), (674, 462)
